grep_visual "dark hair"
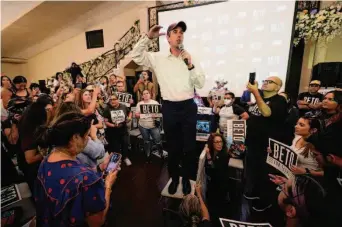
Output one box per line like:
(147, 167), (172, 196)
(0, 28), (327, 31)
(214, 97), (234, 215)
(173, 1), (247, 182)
(100, 76), (109, 84)
(225, 92), (235, 99)
(325, 90), (342, 105)
(13, 75), (27, 84)
(284, 175), (326, 227)
(37, 112), (91, 148)
(29, 83), (39, 90)
(298, 116), (321, 158)
(55, 72), (63, 79)
(1, 75), (12, 87)
(19, 95), (53, 142)
(207, 133), (227, 160)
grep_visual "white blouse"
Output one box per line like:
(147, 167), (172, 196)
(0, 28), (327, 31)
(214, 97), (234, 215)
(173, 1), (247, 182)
(291, 135), (320, 171)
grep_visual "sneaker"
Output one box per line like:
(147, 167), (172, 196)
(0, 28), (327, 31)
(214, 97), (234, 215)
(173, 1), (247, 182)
(243, 192), (260, 200)
(252, 200), (272, 212)
(124, 158), (132, 166)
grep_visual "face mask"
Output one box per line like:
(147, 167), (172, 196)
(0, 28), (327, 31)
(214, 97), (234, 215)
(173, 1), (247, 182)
(224, 99), (232, 106)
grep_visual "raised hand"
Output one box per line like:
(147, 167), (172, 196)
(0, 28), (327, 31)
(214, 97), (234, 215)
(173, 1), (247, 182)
(147, 25), (166, 39)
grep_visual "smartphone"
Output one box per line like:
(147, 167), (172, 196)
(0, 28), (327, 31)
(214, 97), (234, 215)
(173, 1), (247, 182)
(249, 72), (256, 85)
(106, 153), (122, 173)
(139, 74), (143, 80)
(75, 83), (83, 89)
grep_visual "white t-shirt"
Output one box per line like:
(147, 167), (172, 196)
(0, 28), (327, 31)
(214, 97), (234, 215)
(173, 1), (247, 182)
(136, 99), (159, 129)
(291, 135), (320, 171)
(218, 105), (238, 138)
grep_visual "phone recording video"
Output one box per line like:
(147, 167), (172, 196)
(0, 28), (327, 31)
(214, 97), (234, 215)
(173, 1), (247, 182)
(106, 153), (122, 174)
(249, 72), (256, 85)
(75, 83), (83, 89)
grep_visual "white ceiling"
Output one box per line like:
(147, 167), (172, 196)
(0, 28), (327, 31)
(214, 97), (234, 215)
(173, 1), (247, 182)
(1, 1), (43, 30)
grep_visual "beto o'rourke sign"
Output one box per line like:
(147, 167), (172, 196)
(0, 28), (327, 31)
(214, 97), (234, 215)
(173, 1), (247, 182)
(139, 104), (162, 119)
(266, 138), (298, 179)
(220, 218), (272, 227)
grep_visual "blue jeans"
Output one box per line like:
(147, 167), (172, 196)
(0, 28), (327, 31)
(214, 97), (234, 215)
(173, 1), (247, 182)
(138, 125), (162, 157)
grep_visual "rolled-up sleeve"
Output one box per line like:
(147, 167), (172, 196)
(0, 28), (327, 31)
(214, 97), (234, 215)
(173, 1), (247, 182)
(190, 57), (205, 89)
(131, 35), (156, 69)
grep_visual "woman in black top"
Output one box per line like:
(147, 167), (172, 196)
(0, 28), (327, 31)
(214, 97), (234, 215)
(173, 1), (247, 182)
(307, 90), (342, 227)
(12, 75), (30, 100)
(18, 94), (54, 193)
(204, 133), (232, 225)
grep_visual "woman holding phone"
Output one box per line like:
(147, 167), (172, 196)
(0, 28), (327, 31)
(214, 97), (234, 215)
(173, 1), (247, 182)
(34, 112), (118, 226)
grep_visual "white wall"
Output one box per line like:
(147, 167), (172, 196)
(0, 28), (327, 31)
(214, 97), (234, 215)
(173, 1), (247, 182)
(1, 63), (28, 79)
(26, 1), (155, 82)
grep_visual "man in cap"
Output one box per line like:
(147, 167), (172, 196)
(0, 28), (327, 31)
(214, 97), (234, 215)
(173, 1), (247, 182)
(131, 22), (205, 195)
(297, 80), (323, 117)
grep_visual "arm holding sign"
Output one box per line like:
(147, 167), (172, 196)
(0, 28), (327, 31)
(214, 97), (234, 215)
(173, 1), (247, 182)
(247, 82), (271, 117)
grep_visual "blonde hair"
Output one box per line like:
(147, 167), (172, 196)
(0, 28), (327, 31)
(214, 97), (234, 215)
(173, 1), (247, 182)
(179, 195), (201, 227)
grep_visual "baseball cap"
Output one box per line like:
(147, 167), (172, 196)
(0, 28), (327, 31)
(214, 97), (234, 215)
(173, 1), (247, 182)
(309, 80), (321, 86)
(167, 21), (187, 35)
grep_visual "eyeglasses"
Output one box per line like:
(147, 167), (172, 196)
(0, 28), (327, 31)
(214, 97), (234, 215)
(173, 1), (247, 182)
(262, 80), (279, 86)
(110, 98), (118, 101)
(87, 89), (94, 92)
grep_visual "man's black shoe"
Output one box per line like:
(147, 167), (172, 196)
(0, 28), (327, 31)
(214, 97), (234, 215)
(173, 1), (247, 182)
(182, 178), (191, 195)
(168, 178), (179, 195)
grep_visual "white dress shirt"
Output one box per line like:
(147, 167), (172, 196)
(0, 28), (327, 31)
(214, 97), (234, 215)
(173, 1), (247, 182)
(131, 35), (205, 102)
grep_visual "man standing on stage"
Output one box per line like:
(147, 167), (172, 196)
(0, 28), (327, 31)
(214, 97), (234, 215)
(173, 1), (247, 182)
(131, 21), (205, 195)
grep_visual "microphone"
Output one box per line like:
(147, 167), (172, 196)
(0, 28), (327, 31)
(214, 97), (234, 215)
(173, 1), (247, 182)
(178, 44), (189, 65)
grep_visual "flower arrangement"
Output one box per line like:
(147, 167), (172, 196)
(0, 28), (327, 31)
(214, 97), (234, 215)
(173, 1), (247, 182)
(294, 3), (342, 46)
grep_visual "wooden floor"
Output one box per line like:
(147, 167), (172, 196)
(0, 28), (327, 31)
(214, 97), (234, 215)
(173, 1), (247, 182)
(106, 151), (285, 227)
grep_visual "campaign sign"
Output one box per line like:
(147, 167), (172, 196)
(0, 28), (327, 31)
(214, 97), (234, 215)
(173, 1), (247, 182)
(197, 107), (213, 115)
(266, 138), (298, 179)
(220, 218), (272, 227)
(1, 185), (22, 208)
(110, 110), (125, 124)
(196, 120), (211, 141)
(140, 104), (162, 119)
(227, 120), (246, 158)
(116, 92), (132, 107)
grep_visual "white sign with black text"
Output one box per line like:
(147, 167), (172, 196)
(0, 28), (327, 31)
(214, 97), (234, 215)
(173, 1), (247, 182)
(116, 92), (132, 107)
(266, 138), (298, 179)
(220, 218), (272, 227)
(110, 110), (125, 124)
(140, 104), (162, 119)
(197, 107), (213, 115)
(1, 185), (22, 208)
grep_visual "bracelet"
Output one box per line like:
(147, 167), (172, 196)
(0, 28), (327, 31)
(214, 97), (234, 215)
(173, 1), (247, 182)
(106, 187), (112, 193)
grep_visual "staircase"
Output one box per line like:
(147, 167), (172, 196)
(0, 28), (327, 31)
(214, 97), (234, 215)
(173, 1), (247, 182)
(58, 20), (141, 83)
